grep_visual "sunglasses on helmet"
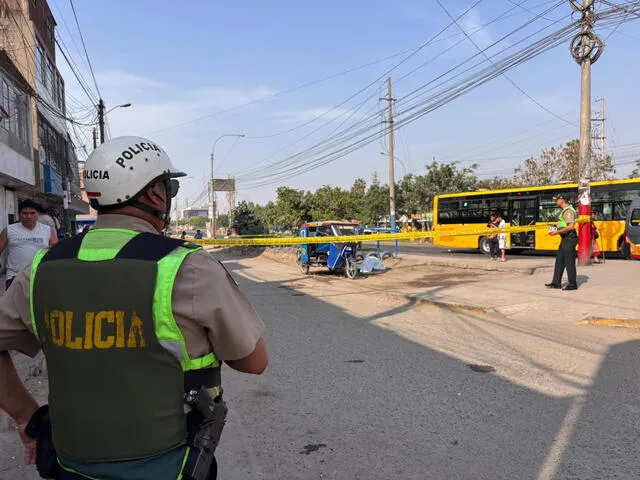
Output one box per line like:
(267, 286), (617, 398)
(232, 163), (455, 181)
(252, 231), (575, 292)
(165, 179), (180, 199)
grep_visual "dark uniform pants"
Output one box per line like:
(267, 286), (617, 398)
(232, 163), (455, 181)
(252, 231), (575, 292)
(552, 233), (578, 287)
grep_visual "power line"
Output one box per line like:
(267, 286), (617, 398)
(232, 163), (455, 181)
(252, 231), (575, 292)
(144, 0), (484, 137)
(236, 2), (574, 188)
(434, 0), (576, 126)
(55, 37), (98, 104)
(68, 0), (101, 98)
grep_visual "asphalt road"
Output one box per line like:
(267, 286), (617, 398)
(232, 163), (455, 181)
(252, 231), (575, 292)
(213, 255), (640, 480)
(2, 254), (638, 480)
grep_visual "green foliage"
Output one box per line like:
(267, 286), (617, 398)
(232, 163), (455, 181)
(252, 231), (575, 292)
(513, 139), (615, 185)
(231, 201), (266, 235)
(216, 213), (230, 228)
(177, 216), (207, 228)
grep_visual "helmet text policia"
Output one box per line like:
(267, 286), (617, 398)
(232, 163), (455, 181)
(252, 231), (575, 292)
(83, 136), (185, 226)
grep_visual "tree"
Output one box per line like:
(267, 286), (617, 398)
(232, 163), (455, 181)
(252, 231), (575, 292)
(216, 213), (230, 228)
(361, 173), (389, 226)
(178, 216), (207, 228)
(422, 161), (478, 198)
(308, 185), (355, 221)
(630, 160), (640, 179)
(476, 176), (520, 190)
(272, 187), (311, 231)
(231, 201), (266, 235)
(514, 139), (615, 185)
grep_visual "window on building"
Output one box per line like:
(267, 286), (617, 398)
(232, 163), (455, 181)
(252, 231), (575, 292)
(46, 60), (54, 93)
(1, 80), (10, 122)
(36, 39), (45, 84)
(46, 17), (54, 43)
(38, 117), (66, 171)
(58, 77), (65, 114)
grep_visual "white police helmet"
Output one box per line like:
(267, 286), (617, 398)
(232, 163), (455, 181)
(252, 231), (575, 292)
(83, 136), (185, 209)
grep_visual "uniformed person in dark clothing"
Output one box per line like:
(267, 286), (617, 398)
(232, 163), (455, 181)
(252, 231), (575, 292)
(546, 194), (579, 291)
(0, 136), (268, 480)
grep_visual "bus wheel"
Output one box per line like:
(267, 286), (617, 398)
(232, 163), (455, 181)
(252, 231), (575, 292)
(479, 237), (492, 256)
(620, 240), (631, 260)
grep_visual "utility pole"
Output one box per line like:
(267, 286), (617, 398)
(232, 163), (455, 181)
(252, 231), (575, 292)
(209, 151), (216, 239)
(97, 98), (105, 144)
(380, 77), (398, 256)
(592, 98), (606, 168)
(569, 0), (603, 266)
(92, 127), (97, 149)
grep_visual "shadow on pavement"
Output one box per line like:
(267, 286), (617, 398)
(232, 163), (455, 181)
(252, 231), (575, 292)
(216, 258), (634, 480)
(552, 340), (640, 479)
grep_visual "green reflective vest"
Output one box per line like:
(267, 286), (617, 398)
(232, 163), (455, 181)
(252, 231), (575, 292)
(29, 228), (220, 463)
(557, 205), (577, 229)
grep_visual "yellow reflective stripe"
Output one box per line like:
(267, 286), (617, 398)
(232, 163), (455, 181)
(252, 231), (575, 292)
(77, 229), (138, 261)
(176, 447), (191, 480)
(153, 247), (221, 371)
(29, 249), (48, 340)
(189, 352), (219, 369)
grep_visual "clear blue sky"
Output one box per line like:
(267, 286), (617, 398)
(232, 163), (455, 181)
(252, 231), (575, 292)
(51, 0), (640, 210)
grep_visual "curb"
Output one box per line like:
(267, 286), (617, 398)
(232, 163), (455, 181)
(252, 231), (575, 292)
(576, 318), (640, 329)
(393, 257), (549, 275)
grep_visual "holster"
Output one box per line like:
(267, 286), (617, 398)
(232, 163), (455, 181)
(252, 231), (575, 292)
(25, 405), (60, 479)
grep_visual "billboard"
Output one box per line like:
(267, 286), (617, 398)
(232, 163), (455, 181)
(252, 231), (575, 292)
(212, 178), (235, 192)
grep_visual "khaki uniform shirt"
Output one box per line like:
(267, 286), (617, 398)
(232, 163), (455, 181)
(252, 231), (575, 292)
(0, 214), (264, 361)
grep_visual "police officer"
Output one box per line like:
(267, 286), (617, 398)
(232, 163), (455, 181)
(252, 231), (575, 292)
(546, 193), (579, 291)
(0, 136), (268, 480)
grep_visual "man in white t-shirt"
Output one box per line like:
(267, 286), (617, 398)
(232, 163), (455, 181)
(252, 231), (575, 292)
(0, 200), (57, 290)
(495, 211), (507, 262)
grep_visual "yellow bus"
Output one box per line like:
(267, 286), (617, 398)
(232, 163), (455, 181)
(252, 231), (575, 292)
(432, 178), (640, 255)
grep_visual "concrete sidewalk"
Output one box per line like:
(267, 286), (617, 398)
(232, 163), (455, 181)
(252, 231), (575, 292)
(213, 245), (640, 325)
(390, 252), (555, 274)
(401, 257), (640, 324)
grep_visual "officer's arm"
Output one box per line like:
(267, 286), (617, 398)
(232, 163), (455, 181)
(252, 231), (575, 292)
(0, 228), (7, 255)
(0, 352), (39, 425)
(225, 337), (268, 374)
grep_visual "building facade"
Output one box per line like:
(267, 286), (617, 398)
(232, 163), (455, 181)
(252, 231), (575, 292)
(0, 0), (88, 235)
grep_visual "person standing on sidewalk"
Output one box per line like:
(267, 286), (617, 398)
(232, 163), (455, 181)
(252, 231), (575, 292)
(0, 136), (268, 480)
(495, 212), (507, 262)
(546, 194), (578, 290)
(591, 211), (602, 264)
(0, 200), (57, 290)
(486, 214), (499, 260)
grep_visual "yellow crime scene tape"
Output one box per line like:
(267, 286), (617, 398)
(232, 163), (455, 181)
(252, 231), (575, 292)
(185, 217), (589, 247)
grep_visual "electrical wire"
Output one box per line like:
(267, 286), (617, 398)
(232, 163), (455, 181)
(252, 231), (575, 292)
(434, 0), (576, 126)
(68, 0), (101, 98)
(236, 2), (575, 189)
(144, 0), (485, 137)
(239, 2), (636, 190)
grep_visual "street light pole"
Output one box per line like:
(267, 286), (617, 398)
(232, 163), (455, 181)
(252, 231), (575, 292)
(97, 99), (132, 144)
(209, 134), (245, 238)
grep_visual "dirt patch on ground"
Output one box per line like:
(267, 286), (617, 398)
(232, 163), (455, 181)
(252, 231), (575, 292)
(404, 271), (484, 288)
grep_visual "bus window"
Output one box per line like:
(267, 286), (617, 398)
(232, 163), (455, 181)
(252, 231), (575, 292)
(631, 209), (640, 226)
(539, 193), (559, 222)
(612, 191), (640, 220)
